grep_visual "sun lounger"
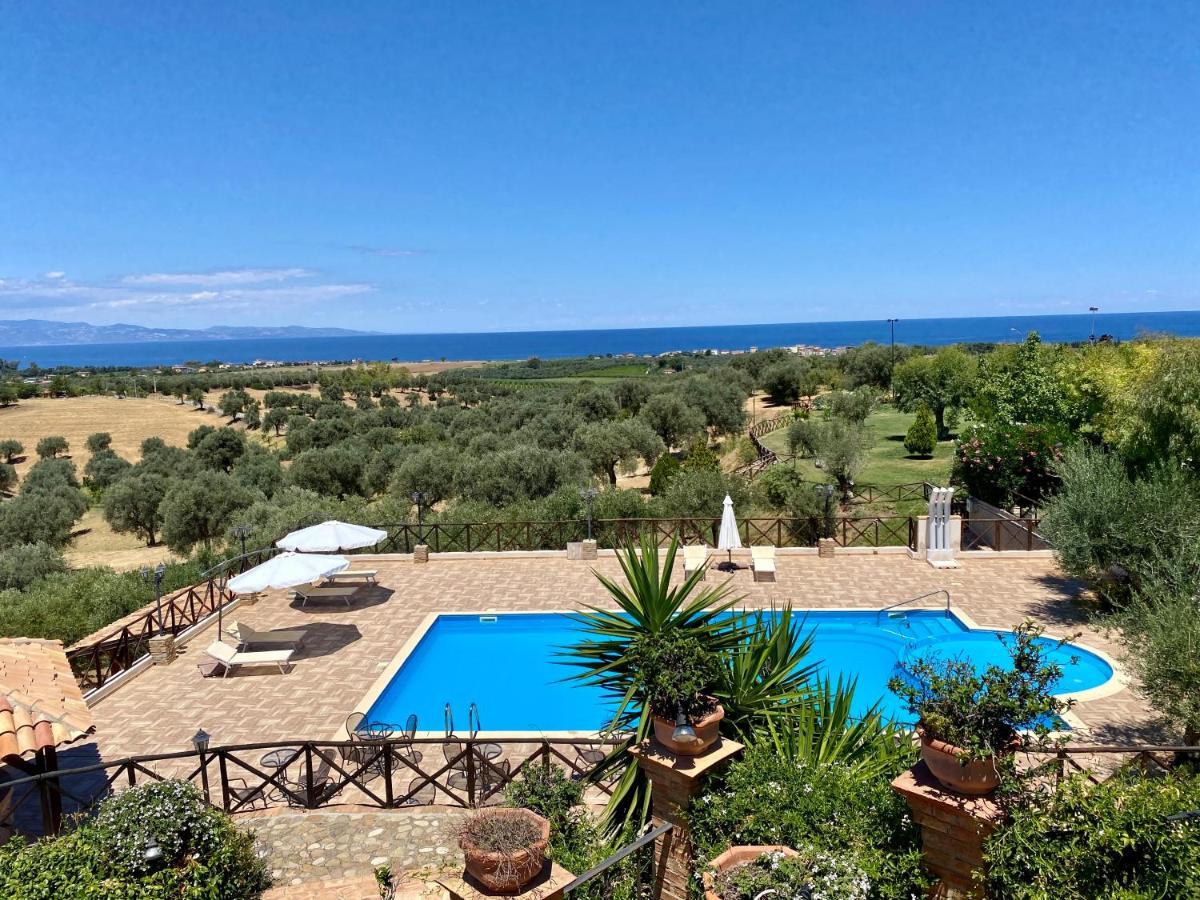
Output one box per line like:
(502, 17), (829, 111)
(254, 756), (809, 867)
(751, 546), (777, 582)
(327, 569), (377, 584)
(226, 620), (306, 649)
(682, 545), (710, 579)
(204, 640), (294, 677)
(293, 585), (358, 607)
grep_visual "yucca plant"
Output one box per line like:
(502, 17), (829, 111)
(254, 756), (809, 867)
(560, 536), (744, 832)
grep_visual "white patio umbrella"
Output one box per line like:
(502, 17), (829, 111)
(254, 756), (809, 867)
(276, 520), (387, 553)
(717, 494), (742, 570)
(222, 552), (350, 636)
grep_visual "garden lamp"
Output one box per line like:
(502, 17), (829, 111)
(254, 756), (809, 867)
(232, 523), (252, 558)
(190, 728), (211, 753)
(671, 703), (699, 746)
(143, 835), (163, 865)
(580, 487), (598, 541)
(141, 562), (168, 635)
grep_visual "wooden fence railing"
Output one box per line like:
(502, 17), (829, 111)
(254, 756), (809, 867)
(0, 737), (623, 836)
(65, 547), (278, 694)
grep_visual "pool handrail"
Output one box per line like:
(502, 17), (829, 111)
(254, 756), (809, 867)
(444, 702), (454, 737)
(468, 702), (481, 739)
(876, 589), (952, 621)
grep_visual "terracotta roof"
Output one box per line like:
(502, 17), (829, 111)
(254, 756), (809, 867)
(0, 638), (94, 763)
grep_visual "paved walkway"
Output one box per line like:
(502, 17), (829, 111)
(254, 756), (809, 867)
(88, 552), (1156, 759)
(246, 807), (464, 892)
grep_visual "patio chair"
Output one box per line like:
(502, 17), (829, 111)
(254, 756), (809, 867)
(226, 620), (306, 649)
(683, 544), (710, 580)
(751, 545), (777, 582)
(204, 640), (294, 677)
(225, 777), (271, 811)
(328, 569), (378, 584)
(284, 758), (343, 806)
(345, 711), (365, 737)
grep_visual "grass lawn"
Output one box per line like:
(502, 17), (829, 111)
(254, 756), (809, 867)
(760, 406), (956, 514)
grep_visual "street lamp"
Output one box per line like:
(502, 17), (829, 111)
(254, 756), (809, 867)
(140, 562), (167, 635)
(814, 483), (835, 539)
(886, 318), (899, 401)
(191, 727), (212, 802)
(1089, 306), (1100, 342)
(231, 523), (252, 559)
(410, 491), (427, 527)
(580, 487), (599, 541)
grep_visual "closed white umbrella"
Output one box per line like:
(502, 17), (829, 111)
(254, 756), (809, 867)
(717, 494), (742, 570)
(276, 520), (387, 553)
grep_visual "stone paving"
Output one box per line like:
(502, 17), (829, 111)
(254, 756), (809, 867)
(88, 551), (1157, 759)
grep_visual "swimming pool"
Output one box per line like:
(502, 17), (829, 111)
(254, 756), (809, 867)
(360, 610), (1116, 733)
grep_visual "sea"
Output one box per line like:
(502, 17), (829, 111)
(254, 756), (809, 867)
(3, 310), (1199, 370)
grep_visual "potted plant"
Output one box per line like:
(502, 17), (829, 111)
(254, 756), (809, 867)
(457, 808), (551, 892)
(888, 621), (1073, 794)
(631, 630), (724, 755)
(702, 846), (871, 900)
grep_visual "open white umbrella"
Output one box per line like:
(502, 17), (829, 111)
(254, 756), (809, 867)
(223, 551), (350, 636)
(276, 520), (387, 553)
(717, 494), (742, 570)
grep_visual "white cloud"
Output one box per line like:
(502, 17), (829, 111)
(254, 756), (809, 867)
(42, 271), (65, 280)
(121, 267), (316, 286)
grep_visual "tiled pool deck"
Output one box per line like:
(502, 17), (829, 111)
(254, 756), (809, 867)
(87, 552), (1159, 762)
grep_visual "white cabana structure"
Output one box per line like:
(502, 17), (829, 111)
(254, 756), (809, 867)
(716, 494), (742, 570)
(276, 520), (388, 553)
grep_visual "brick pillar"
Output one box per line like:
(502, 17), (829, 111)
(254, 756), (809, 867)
(891, 762), (1002, 899)
(631, 737), (744, 900)
(817, 537), (835, 558)
(413, 544), (430, 564)
(581, 539), (598, 560)
(147, 633), (177, 665)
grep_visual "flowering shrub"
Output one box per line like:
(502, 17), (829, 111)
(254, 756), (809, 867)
(951, 422), (1067, 506)
(688, 748), (928, 900)
(0, 779), (270, 898)
(710, 848), (871, 900)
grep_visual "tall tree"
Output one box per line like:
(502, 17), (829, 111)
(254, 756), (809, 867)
(893, 347), (977, 438)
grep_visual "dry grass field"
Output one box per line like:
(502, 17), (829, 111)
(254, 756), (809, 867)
(0, 395), (215, 480)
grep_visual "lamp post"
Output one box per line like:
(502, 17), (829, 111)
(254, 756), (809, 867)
(191, 728), (211, 803)
(140, 562), (167, 635)
(231, 523), (252, 560)
(814, 483), (835, 539)
(580, 487), (598, 541)
(1089, 306), (1099, 342)
(410, 491), (427, 547)
(886, 318), (899, 401)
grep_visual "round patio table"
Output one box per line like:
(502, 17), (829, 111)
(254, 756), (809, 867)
(259, 748), (301, 802)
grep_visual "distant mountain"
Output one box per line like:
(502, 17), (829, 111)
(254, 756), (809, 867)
(0, 319), (378, 347)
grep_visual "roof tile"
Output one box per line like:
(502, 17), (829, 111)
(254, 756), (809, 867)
(0, 638), (94, 763)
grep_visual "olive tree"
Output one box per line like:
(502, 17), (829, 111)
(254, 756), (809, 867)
(83, 449), (132, 490)
(0, 463), (16, 495)
(893, 347), (977, 438)
(0, 439), (23, 464)
(35, 435), (69, 459)
(160, 471), (256, 553)
(573, 420), (664, 485)
(638, 393), (706, 450)
(103, 471), (169, 546)
(84, 432), (113, 453)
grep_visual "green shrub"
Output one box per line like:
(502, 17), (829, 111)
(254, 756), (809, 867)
(709, 848), (871, 900)
(952, 422), (1066, 506)
(0, 543), (66, 591)
(903, 405), (937, 457)
(0, 462), (14, 494)
(647, 453), (680, 496)
(629, 630), (720, 719)
(1116, 586), (1200, 743)
(0, 780), (270, 899)
(985, 772), (1200, 899)
(689, 747), (928, 900)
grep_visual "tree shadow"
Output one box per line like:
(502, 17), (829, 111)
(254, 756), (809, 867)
(1014, 574), (1101, 633)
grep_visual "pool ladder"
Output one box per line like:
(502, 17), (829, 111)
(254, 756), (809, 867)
(875, 589), (952, 624)
(444, 702), (483, 738)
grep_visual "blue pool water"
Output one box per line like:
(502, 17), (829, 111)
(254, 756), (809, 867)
(362, 611), (1114, 733)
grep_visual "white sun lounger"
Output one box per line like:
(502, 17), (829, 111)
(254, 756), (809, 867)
(205, 641), (294, 677)
(226, 620), (306, 649)
(293, 585), (358, 607)
(327, 569), (378, 584)
(751, 546), (777, 582)
(682, 545), (710, 579)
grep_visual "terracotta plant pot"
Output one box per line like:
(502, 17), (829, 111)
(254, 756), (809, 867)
(918, 727), (1003, 795)
(652, 700), (725, 756)
(702, 846), (799, 900)
(458, 808), (550, 892)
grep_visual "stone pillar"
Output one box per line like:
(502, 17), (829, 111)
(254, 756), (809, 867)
(147, 633), (177, 665)
(238, 592), (259, 608)
(817, 537), (835, 558)
(891, 762), (1002, 899)
(631, 737), (744, 900)
(413, 544), (430, 564)
(581, 539), (598, 560)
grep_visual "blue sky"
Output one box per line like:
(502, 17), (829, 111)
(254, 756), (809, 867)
(1, 2), (1197, 332)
